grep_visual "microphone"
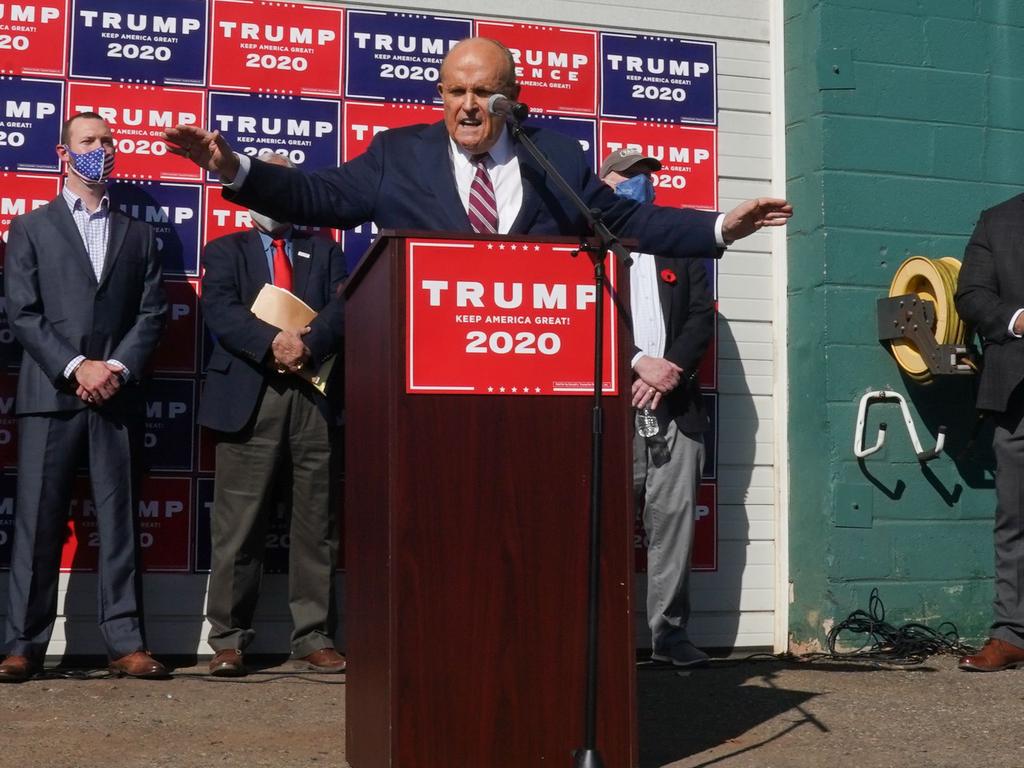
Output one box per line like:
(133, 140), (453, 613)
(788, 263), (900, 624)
(487, 94), (530, 122)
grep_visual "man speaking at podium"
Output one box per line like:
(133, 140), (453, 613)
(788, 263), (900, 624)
(165, 37), (790, 255)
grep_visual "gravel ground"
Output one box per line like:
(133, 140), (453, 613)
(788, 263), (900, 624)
(2, 654), (1022, 768)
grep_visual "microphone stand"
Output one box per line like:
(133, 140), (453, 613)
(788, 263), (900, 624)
(500, 107), (632, 768)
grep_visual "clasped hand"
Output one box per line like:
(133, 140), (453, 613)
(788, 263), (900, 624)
(632, 356), (683, 410)
(75, 360), (123, 405)
(271, 328), (311, 374)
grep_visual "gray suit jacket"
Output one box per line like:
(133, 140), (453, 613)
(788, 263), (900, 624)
(4, 196), (167, 415)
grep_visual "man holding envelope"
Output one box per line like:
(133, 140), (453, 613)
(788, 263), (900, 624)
(198, 153), (347, 676)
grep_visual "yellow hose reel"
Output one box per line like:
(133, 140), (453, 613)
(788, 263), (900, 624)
(878, 256), (975, 384)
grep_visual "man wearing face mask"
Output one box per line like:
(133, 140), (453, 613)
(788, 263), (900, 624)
(600, 148), (715, 668)
(0, 112), (168, 682)
(197, 152), (347, 676)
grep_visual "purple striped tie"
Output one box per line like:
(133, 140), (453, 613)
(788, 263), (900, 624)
(467, 153), (498, 234)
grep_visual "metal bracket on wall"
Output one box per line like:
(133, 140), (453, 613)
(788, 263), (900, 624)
(854, 390), (945, 462)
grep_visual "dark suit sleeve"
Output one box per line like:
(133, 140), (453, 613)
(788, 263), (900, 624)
(303, 239), (346, 367)
(224, 138), (383, 231)
(664, 258), (715, 375)
(109, 224), (168, 381)
(955, 210), (1017, 344)
(5, 216), (84, 384)
(200, 236), (279, 364)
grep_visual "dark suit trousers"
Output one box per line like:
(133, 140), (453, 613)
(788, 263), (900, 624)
(992, 395), (1024, 647)
(3, 408), (145, 660)
(207, 377), (338, 657)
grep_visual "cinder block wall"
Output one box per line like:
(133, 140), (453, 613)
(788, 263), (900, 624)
(784, 0), (1024, 649)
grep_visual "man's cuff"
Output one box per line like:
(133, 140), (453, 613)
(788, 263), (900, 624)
(714, 213), (727, 248)
(1009, 309), (1024, 338)
(221, 153), (251, 190)
(63, 355), (86, 380)
(631, 351), (646, 369)
(107, 359), (130, 383)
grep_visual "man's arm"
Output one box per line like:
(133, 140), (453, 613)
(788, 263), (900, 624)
(108, 225), (168, 379)
(664, 258), (715, 373)
(955, 211), (1018, 343)
(5, 216), (86, 385)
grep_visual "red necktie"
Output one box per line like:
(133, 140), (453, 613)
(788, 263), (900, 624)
(467, 153), (498, 234)
(272, 238), (293, 292)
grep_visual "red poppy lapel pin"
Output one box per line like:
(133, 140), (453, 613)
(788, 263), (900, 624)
(660, 268), (677, 285)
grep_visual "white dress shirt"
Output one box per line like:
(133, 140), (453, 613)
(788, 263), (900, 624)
(630, 253), (666, 368)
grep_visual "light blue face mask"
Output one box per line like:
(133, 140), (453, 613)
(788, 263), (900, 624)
(614, 173), (655, 204)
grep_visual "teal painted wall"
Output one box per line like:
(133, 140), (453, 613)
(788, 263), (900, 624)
(785, 0), (1024, 649)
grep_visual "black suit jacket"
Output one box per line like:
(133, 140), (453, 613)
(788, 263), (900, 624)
(226, 121), (721, 260)
(5, 196), (167, 415)
(636, 255), (715, 433)
(198, 229), (346, 433)
(955, 194), (1024, 413)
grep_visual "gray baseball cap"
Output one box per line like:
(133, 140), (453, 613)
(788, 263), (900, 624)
(599, 147), (662, 178)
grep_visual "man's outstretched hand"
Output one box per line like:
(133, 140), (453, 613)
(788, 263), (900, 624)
(722, 198), (793, 244)
(164, 126), (240, 182)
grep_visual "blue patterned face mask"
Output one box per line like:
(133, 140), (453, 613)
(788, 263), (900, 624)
(614, 173), (655, 204)
(63, 145), (115, 183)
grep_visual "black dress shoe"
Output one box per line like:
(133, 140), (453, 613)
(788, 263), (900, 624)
(209, 649), (246, 677)
(0, 655), (38, 683)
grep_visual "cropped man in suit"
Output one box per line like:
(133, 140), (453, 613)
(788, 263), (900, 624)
(601, 149), (715, 667)
(0, 113), (168, 682)
(956, 194), (1024, 671)
(199, 153), (347, 676)
(165, 37), (791, 257)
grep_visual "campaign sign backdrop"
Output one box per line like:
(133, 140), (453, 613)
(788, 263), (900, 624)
(601, 33), (716, 124)
(209, 0), (343, 97)
(69, 0), (207, 87)
(0, 77), (63, 172)
(0, 172), (60, 268)
(207, 91), (340, 181)
(407, 239), (619, 395)
(152, 279), (198, 374)
(137, 476), (191, 571)
(341, 100), (442, 268)
(527, 113), (597, 170)
(0, 0), (69, 77)
(697, 317), (717, 390)
(0, 294), (21, 369)
(67, 81), (205, 181)
(193, 476), (212, 570)
(476, 21), (597, 117)
(109, 180), (201, 275)
(702, 392), (717, 481)
(202, 182), (250, 244)
(600, 120), (717, 210)
(0, 473), (12, 567)
(344, 10), (469, 104)
(142, 377), (196, 472)
(0, 371), (15, 467)
(61, 476), (98, 571)
(634, 482), (717, 572)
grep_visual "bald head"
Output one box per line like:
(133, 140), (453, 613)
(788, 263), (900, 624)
(437, 37), (521, 155)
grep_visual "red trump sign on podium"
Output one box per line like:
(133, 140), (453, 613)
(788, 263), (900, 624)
(406, 238), (619, 396)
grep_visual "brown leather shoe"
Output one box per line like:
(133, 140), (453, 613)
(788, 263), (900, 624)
(297, 647), (346, 673)
(108, 650), (169, 679)
(209, 649), (246, 677)
(959, 638), (1024, 672)
(0, 655), (38, 683)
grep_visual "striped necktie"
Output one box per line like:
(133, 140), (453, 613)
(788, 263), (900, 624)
(467, 153), (498, 234)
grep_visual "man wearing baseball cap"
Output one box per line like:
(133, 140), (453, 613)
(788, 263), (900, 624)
(600, 148), (715, 667)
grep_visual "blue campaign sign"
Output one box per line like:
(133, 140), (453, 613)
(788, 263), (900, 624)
(207, 92), (340, 181)
(702, 392), (717, 480)
(109, 181), (202, 275)
(194, 476), (213, 572)
(0, 77), (63, 172)
(342, 221), (378, 273)
(345, 10), (470, 103)
(527, 114), (597, 171)
(193, 476), (291, 574)
(142, 377), (196, 472)
(69, 0), (208, 87)
(600, 33), (716, 124)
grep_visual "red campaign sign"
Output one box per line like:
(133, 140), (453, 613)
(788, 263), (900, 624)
(0, 0), (69, 77)
(634, 482), (716, 573)
(600, 120), (718, 211)
(343, 100), (442, 160)
(0, 172), (60, 268)
(203, 183), (249, 243)
(66, 81), (205, 182)
(406, 239), (619, 396)
(0, 372), (16, 469)
(152, 279), (198, 374)
(475, 21), (597, 117)
(208, 0), (344, 97)
(60, 475), (192, 572)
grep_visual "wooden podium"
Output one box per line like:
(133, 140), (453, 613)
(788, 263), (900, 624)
(343, 232), (637, 767)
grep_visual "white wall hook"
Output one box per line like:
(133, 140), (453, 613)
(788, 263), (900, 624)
(854, 390), (945, 462)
